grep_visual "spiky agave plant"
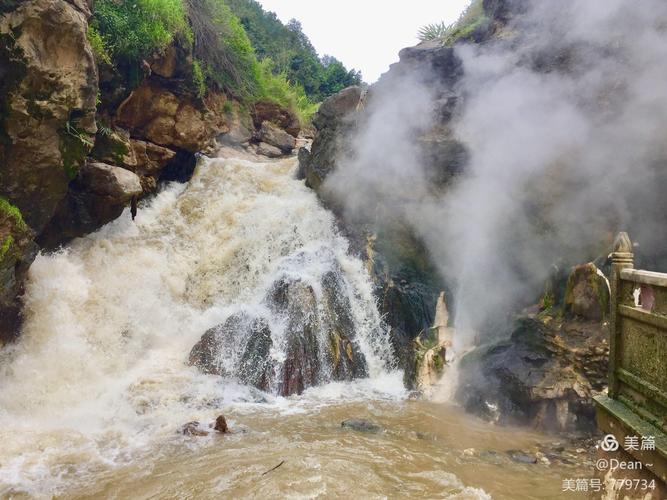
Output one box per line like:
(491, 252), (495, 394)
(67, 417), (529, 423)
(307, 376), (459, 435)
(417, 21), (451, 41)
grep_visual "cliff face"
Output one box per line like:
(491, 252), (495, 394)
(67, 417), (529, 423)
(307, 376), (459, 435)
(0, 0), (98, 341)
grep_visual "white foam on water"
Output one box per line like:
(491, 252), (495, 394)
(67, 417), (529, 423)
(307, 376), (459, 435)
(0, 153), (405, 497)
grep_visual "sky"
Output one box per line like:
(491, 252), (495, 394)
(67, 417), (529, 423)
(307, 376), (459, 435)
(257, 0), (472, 83)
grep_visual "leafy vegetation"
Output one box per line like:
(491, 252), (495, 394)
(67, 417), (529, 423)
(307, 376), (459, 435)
(90, 0), (355, 122)
(417, 0), (489, 45)
(91, 0), (191, 63)
(0, 197), (26, 231)
(417, 22), (450, 42)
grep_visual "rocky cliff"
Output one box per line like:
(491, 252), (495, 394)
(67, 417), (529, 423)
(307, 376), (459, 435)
(0, 0), (300, 342)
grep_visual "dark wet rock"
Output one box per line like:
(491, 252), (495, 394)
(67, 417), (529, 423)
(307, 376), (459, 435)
(256, 121), (296, 153)
(456, 312), (608, 433)
(507, 450), (538, 464)
(189, 249), (368, 396)
(296, 147), (310, 180)
(341, 418), (383, 434)
(214, 415), (229, 433)
(189, 313), (273, 387)
(181, 421), (209, 437)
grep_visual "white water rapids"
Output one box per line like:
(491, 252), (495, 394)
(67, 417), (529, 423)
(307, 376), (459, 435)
(0, 151), (585, 499)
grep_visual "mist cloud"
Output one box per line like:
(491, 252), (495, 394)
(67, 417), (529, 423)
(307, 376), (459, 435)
(326, 0), (667, 349)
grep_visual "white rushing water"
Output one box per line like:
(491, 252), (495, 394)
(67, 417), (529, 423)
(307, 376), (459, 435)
(0, 152), (402, 496)
(0, 151), (499, 500)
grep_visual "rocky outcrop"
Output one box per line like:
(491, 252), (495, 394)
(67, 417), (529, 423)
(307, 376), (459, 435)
(253, 100), (300, 138)
(189, 249), (368, 396)
(0, 0), (98, 234)
(456, 263), (610, 433)
(256, 121), (296, 154)
(38, 161), (142, 247)
(299, 86), (365, 191)
(115, 82), (226, 153)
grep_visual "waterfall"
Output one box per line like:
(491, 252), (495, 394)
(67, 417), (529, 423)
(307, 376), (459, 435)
(0, 152), (398, 496)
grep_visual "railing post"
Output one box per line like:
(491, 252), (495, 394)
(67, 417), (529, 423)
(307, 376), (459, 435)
(608, 232), (634, 398)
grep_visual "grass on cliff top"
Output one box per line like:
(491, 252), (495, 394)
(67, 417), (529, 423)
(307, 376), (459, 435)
(91, 0), (317, 123)
(91, 0), (191, 62)
(418, 0), (488, 45)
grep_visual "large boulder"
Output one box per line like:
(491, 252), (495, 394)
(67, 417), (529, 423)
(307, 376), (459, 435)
(256, 121), (296, 154)
(457, 315), (609, 433)
(38, 162), (142, 248)
(115, 82), (225, 153)
(0, 0), (98, 233)
(252, 101), (300, 138)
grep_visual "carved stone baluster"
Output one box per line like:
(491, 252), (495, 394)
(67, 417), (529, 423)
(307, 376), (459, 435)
(608, 232), (634, 398)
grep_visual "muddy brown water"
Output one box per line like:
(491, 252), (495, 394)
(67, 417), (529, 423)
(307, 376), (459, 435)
(57, 398), (593, 500)
(0, 153), (594, 499)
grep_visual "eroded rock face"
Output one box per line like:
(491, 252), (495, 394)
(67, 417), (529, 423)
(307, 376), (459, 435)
(115, 82), (225, 153)
(457, 315), (609, 433)
(0, 0), (98, 233)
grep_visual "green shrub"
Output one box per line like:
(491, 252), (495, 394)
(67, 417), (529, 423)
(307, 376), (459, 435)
(0, 197), (26, 231)
(92, 0), (191, 63)
(418, 0), (488, 45)
(87, 25), (112, 65)
(192, 59), (206, 98)
(255, 59), (318, 124)
(185, 0), (260, 100)
(417, 22), (450, 42)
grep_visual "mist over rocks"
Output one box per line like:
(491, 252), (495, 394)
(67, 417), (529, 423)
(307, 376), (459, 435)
(300, 0), (667, 407)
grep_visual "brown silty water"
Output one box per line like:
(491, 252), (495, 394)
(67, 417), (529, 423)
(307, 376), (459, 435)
(0, 152), (594, 499)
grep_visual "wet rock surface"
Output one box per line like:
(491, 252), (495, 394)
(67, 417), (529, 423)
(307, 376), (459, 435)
(341, 418), (383, 434)
(189, 248), (369, 396)
(456, 277), (610, 433)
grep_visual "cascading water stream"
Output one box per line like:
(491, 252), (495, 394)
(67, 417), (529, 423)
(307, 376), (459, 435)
(0, 151), (399, 496)
(0, 150), (588, 499)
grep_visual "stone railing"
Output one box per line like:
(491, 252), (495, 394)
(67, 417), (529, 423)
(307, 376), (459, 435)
(594, 232), (667, 484)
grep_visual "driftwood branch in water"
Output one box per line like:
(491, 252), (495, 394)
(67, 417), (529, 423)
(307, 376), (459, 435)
(261, 460), (285, 476)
